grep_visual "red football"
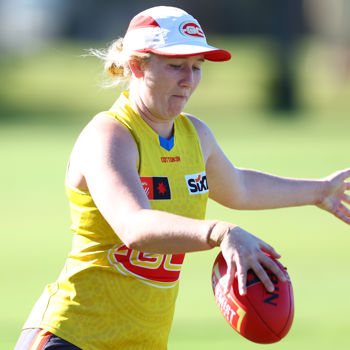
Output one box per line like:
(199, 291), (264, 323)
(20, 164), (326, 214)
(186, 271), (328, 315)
(211, 252), (294, 344)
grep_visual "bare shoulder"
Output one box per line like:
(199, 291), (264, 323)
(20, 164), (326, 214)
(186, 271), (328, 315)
(76, 113), (137, 155)
(67, 113), (138, 190)
(183, 113), (213, 136)
(85, 113), (135, 142)
(183, 113), (217, 162)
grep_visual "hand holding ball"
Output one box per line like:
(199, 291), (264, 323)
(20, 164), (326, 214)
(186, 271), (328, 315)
(211, 252), (294, 344)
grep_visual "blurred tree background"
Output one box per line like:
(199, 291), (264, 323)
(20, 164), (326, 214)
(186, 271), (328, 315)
(1, 0), (350, 120)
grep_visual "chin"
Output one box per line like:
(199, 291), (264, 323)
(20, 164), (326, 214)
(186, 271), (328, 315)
(169, 103), (187, 117)
(169, 110), (184, 118)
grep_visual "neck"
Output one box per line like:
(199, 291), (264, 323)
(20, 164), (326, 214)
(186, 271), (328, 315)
(129, 88), (174, 139)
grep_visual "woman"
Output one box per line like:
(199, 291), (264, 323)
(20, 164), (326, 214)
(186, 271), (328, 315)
(16, 6), (350, 350)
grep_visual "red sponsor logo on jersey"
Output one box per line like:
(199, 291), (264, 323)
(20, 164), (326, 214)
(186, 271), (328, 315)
(160, 156), (181, 163)
(109, 243), (185, 287)
(180, 22), (205, 38)
(140, 176), (171, 200)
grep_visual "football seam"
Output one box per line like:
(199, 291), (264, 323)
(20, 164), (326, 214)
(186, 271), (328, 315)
(213, 253), (292, 343)
(247, 295), (282, 342)
(277, 283), (294, 338)
(247, 280), (293, 342)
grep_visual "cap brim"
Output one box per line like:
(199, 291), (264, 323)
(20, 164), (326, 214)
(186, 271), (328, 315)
(135, 44), (231, 62)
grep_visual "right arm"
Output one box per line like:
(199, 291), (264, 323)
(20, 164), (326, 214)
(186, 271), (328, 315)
(68, 115), (215, 254)
(67, 115), (286, 294)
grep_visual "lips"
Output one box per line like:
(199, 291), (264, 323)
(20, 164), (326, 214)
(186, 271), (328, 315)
(172, 95), (187, 100)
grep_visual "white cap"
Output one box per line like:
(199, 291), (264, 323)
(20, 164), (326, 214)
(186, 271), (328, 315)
(122, 6), (231, 62)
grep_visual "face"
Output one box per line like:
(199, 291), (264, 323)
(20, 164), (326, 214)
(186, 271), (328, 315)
(131, 54), (204, 123)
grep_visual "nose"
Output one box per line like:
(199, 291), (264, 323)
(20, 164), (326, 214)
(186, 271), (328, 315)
(179, 65), (195, 88)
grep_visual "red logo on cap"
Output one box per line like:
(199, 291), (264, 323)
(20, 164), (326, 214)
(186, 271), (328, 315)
(180, 22), (204, 38)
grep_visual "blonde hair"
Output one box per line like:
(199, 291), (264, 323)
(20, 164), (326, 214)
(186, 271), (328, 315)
(88, 38), (151, 88)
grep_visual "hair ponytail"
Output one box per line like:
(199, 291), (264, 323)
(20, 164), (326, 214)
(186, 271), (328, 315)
(88, 38), (150, 88)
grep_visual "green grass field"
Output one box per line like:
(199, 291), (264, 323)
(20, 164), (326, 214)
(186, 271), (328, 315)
(1, 39), (350, 349)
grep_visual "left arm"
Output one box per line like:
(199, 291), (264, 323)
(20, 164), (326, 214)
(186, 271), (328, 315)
(212, 165), (350, 224)
(188, 115), (350, 224)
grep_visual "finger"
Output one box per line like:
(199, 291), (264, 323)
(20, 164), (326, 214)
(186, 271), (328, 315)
(259, 241), (281, 259)
(339, 202), (350, 214)
(224, 262), (236, 295)
(337, 168), (350, 181)
(260, 253), (288, 283)
(236, 263), (248, 296)
(344, 182), (350, 192)
(342, 193), (350, 204)
(251, 263), (275, 293)
(333, 203), (350, 225)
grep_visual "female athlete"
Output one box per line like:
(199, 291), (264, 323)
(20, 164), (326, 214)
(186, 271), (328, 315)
(15, 6), (350, 350)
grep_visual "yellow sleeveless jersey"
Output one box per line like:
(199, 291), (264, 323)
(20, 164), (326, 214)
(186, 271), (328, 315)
(23, 91), (209, 350)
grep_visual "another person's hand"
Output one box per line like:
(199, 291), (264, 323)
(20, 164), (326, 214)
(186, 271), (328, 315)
(220, 226), (287, 296)
(317, 168), (350, 224)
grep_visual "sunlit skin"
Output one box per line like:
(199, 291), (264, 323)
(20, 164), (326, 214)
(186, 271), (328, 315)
(129, 54), (204, 139)
(66, 54), (350, 297)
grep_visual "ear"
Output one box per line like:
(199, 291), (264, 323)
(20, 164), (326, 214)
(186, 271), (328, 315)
(128, 59), (144, 78)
